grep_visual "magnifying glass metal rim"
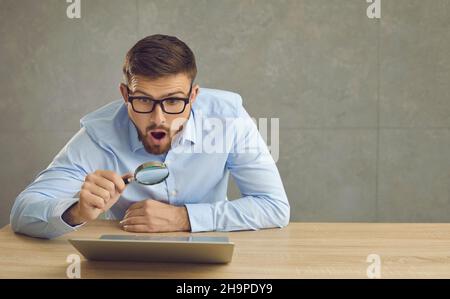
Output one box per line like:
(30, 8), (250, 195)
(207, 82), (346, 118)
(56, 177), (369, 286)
(123, 161), (169, 185)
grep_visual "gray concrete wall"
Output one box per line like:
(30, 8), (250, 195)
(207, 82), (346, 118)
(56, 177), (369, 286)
(1, 0), (449, 227)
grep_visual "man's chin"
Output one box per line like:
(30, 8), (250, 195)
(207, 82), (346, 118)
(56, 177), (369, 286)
(143, 142), (171, 155)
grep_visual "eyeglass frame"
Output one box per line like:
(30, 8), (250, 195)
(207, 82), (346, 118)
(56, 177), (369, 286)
(127, 83), (193, 114)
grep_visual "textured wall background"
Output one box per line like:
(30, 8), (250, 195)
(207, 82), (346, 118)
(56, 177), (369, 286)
(1, 0), (449, 227)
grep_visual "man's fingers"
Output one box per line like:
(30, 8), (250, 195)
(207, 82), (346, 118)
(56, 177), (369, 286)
(86, 183), (111, 203)
(88, 176), (116, 196)
(95, 170), (126, 193)
(122, 224), (150, 233)
(124, 208), (145, 219)
(80, 190), (105, 210)
(122, 172), (134, 180)
(120, 216), (147, 226)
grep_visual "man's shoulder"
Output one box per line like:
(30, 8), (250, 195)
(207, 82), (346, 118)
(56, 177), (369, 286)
(193, 88), (244, 118)
(78, 100), (129, 149)
(80, 100), (126, 127)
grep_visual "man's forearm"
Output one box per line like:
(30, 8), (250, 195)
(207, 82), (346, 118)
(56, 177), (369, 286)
(10, 193), (83, 239)
(185, 194), (290, 232)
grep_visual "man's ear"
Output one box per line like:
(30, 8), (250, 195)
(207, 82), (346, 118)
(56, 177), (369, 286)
(120, 83), (129, 103)
(190, 84), (200, 105)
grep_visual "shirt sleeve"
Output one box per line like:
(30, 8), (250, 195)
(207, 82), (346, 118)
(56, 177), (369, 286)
(10, 128), (108, 239)
(185, 97), (290, 232)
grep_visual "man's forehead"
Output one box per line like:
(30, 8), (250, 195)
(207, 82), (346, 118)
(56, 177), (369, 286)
(128, 75), (190, 97)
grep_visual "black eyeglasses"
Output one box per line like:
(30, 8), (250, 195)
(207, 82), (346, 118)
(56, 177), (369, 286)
(127, 84), (193, 114)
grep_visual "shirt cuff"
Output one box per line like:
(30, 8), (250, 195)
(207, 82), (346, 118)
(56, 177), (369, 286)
(184, 203), (214, 232)
(47, 198), (86, 236)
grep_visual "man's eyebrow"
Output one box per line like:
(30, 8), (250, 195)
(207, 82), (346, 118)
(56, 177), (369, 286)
(132, 89), (187, 98)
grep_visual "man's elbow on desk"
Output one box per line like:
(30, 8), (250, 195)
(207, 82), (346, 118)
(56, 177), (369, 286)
(273, 196), (291, 229)
(244, 196), (291, 230)
(258, 191), (290, 229)
(9, 198), (31, 237)
(9, 194), (82, 240)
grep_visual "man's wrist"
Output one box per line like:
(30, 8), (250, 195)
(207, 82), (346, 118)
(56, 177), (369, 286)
(178, 206), (191, 231)
(62, 202), (85, 226)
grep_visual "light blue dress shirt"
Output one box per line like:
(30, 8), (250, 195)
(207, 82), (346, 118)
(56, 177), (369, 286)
(10, 88), (290, 239)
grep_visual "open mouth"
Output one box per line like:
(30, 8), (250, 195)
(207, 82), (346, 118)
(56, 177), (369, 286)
(150, 131), (167, 140)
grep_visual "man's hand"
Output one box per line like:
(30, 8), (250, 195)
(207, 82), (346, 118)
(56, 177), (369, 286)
(63, 170), (133, 226)
(120, 199), (191, 233)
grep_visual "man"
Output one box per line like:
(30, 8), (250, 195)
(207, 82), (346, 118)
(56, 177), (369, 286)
(10, 34), (290, 239)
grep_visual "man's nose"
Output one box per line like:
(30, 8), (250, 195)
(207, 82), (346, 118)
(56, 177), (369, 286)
(150, 103), (166, 126)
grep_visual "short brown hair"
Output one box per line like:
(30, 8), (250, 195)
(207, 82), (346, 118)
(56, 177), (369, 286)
(123, 34), (197, 84)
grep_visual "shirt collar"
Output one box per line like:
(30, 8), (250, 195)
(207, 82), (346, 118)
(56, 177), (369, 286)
(128, 110), (197, 153)
(128, 118), (143, 152)
(179, 110), (197, 145)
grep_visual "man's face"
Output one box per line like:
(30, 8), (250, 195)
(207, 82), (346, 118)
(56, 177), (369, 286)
(120, 74), (199, 155)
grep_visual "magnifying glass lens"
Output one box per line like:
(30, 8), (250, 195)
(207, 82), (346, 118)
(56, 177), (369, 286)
(135, 166), (169, 185)
(123, 162), (169, 185)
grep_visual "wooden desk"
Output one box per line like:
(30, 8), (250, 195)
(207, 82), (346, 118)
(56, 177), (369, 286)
(1, 220), (450, 278)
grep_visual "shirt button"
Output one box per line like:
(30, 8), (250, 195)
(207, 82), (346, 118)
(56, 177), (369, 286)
(171, 190), (177, 197)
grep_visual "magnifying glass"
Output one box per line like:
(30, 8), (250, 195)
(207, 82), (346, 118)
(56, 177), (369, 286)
(123, 161), (169, 185)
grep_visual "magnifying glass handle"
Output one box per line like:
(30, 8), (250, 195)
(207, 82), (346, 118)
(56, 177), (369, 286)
(123, 177), (135, 185)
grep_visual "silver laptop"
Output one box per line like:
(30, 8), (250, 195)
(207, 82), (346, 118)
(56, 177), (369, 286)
(69, 234), (234, 264)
